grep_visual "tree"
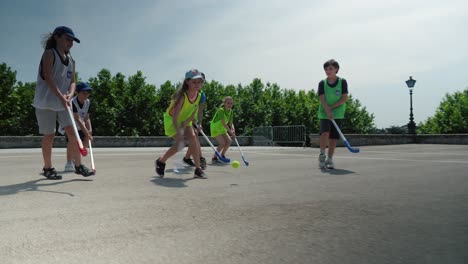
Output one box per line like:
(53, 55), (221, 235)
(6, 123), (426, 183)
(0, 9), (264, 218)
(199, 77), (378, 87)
(418, 91), (468, 134)
(1, 62), (376, 136)
(341, 95), (376, 134)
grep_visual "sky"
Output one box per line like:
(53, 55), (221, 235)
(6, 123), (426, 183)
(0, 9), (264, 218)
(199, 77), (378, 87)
(1, 0), (467, 128)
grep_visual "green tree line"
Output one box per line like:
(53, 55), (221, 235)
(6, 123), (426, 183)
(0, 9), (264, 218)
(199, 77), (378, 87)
(1, 62), (376, 136)
(418, 91), (468, 134)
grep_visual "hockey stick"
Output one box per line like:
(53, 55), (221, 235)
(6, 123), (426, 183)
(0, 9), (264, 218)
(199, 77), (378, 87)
(331, 119), (360, 153)
(66, 106), (87, 156)
(194, 124), (230, 163)
(88, 139), (96, 174)
(234, 137), (249, 166)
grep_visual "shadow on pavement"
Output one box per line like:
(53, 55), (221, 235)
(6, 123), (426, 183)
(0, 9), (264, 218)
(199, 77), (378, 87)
(321, 168), (356, 175)
(151, 176), (196, 188)
(0, 178), (93, 197)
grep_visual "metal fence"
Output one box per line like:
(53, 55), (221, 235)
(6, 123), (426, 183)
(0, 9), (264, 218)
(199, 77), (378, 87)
(253, 125), (306, 147)
(272, 125), (307, 147)
(253, 126), (273, 146)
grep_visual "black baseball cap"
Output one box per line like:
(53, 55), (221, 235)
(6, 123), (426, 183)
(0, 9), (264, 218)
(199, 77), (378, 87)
(53, 26), (80, 43)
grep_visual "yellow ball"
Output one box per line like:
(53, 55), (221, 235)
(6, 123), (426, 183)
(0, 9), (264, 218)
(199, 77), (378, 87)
(231, 160), (240, 169)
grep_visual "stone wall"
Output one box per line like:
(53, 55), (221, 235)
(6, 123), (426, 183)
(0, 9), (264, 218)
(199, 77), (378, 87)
(1, 135), (467, 148)
(0, 136), (253, 148)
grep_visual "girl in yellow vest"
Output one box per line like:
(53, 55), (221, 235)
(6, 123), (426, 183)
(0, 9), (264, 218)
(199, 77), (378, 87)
(155, 69), (206, 178)
(210, 96), (236, 163)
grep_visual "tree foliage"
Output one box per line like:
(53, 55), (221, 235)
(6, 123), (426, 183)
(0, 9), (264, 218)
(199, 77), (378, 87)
(1, 62), (376, 136)
(418, 91), (468, 134)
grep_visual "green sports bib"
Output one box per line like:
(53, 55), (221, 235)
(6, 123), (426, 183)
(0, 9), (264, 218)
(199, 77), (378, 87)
(318, 78), (346, 119)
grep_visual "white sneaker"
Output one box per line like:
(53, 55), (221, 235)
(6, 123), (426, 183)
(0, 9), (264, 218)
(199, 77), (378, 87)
(64, 161), (75, 172)
(318, 154), (326, 169)
(325, 158), (335, 169)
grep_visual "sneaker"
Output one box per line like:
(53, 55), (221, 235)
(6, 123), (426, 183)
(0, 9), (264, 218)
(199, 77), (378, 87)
(42, 167), (62, 180)
(183, 157), (196, 167)
(221, 155), (231, 163)
(155, 158), (166, 177)
(325, 158), (335, 169)
(75, 164), (94, 177)
(212, 156), (221, 163)
(64, 161), (75, 172)
(200, 157), (207, 170)
(194, 168), (207, 179)
(318, 154), (326, 169)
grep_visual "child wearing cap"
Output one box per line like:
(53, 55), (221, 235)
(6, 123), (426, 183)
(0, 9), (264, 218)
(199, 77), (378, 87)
(33, 26), (92, 179)
(155, 69), (206, 179)
(317, 59), (349, 169)
(60, 82), (94, 175)
(210, 96), (236, 163)
(183, 72), (207, 170)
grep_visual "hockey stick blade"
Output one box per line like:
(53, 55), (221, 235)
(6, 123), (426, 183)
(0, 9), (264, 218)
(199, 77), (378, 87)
(196, 125), (230, 163)
(344, 140), (360, 153)
(234, 138), (249, 166)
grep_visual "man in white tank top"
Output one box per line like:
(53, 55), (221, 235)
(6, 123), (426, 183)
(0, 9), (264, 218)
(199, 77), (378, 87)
(34, 26), (94, 179)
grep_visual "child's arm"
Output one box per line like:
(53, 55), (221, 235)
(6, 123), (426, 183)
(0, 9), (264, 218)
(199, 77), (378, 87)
(319, 94), (334, 120)
(73, 112), (90, 138)
(197, 103), (205, 128)
(41, 50), (69, 108)
(221, 119), (236, 138)
(85, 113), (93, 137)
(229, 122), (236, 137)
(172, 98), (184, 133)
(330, 79), (349, 109)
(330, 93), (348, 109)
(67, 59), (76, 100)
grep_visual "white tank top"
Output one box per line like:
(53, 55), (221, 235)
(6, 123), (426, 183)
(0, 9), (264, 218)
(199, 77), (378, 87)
(58, 96), (90, 135)
(33, 48), (74, 111)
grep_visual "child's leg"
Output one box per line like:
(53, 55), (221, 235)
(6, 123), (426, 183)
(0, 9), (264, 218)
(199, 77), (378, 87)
(35, 108), (56, 169)
(66, 137), (72, 162)
(328, 120), (341, 158)
(185, 126), (201, 168)
(160, 144), (181, 163)
(220, 134), (232, 156)
(42, 134), (55, 168)
(184, 129), (196, 160)
(328, 139), (337, 157)
(214, 135), (226, 158)
(64, 126), (81, 165)
(319, 120), (330, 154)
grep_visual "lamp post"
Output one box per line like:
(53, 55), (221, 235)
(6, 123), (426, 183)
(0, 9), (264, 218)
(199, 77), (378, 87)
(405, 76), (416, 134)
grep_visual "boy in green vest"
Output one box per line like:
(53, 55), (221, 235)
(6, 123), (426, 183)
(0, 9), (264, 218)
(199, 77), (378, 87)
(317, 59), (348, 169)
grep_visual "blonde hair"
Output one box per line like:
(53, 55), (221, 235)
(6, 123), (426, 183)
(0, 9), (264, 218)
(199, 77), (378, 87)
(171, 80), (189, 104)
(220, 96), (233, 108)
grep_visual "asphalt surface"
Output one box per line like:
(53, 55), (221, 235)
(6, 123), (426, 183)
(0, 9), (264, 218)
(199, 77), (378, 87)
(1, 144), (467, 264)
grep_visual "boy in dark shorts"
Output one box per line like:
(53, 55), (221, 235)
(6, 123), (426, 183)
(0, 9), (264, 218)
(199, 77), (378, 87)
(317, 59), (348, 169)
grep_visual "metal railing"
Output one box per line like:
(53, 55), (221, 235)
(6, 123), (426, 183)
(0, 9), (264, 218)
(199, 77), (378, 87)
(253, 126), (273, 146)
(253, 125), (306, 147)
(272, 125), (306, 147)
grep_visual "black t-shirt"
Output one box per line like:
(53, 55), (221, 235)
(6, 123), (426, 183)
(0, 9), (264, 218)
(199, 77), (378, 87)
(318, 78), (348, 96)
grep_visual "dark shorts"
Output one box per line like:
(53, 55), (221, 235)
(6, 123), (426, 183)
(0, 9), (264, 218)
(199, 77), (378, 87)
(65, 130), (85, 143)
(319, 119), (342, 140)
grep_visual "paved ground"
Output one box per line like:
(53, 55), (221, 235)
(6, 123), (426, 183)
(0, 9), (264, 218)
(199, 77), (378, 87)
(0, 144), (467, 264)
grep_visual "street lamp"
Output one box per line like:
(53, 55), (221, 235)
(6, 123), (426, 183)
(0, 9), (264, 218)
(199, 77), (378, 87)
(405, 76), (416, 134)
